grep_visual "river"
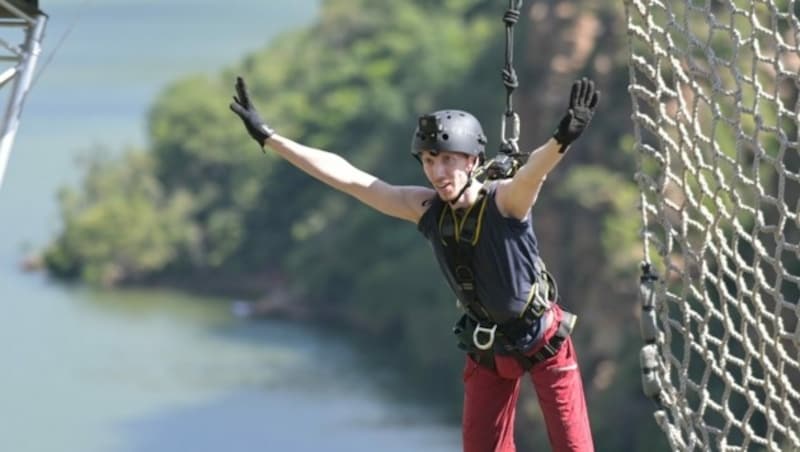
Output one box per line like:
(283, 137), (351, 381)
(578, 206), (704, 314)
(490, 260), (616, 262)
(0, 2), (460, 451)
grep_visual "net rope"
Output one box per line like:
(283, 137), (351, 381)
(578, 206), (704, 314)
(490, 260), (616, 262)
(625, 0), (800, 450)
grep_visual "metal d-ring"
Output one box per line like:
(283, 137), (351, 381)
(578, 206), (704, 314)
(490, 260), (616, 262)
(473, 323), (497, 350)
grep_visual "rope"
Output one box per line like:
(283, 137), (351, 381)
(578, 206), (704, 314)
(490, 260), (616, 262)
(471, 0), (525, 182)
(501, 2), (521, 115)
(500, 0), (522, 155)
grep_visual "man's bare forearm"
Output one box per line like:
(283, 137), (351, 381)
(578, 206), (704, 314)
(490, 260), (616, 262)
(519, 138), (566, 184)
(265, 134), (377, 193)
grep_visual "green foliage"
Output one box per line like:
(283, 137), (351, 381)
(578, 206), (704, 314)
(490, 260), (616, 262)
(146, 75), (282, 271)
(44, 150), (196, 285)
(557, 164), (641, 274)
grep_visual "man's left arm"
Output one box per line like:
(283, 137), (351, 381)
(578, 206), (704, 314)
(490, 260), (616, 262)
(496, 77), (600, 220)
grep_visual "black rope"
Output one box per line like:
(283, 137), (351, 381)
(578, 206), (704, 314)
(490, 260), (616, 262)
(501, 0), (522, 117)
(474, 0), (526, 180)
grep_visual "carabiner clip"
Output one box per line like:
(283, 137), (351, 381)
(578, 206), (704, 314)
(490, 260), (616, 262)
(473, 323), (497, 350)
(500, 112), (520, 154)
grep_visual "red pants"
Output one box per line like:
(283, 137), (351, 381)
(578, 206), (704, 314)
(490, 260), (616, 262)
(461, 306), (594, 452)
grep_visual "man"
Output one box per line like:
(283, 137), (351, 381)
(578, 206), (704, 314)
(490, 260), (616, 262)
(230, 75), (599, 452)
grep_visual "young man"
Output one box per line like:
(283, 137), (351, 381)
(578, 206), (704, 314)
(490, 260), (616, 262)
(230, 75), (599, 452)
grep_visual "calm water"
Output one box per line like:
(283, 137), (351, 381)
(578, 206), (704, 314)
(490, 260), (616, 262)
(0, 2), (459, 451)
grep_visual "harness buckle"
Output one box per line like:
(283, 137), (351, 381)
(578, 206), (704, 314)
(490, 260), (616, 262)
(473, 323), (497, 350)
(455, 265), (476, 293)
(527, 280), (552, 318)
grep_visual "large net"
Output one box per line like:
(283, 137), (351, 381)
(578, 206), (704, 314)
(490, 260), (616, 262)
(624, 0), (800, 450)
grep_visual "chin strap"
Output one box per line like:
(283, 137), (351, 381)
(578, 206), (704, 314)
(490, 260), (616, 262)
(447, 178), (472, 206)
(446, 168), (478, 205)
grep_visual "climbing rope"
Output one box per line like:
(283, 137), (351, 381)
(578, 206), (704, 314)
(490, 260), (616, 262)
(500, 0), (522, 156)
(478, 0), (525, 181)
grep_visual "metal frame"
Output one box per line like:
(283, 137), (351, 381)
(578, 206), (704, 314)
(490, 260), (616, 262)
(0, 0), (45, 189)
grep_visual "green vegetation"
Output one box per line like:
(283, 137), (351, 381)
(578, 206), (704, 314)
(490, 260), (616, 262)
(42, 0), (669, 449)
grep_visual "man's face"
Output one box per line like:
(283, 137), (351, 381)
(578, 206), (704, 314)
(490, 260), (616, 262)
(420, 150), (477, 201)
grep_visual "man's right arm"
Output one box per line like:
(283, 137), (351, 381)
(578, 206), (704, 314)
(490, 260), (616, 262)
(265, 134), (434, 223)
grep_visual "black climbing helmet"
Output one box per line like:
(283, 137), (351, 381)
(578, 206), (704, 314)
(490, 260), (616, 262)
(411, 110), (487, 163)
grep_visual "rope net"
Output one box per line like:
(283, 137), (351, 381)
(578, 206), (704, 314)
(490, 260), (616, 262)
(625, 0), (800, 450)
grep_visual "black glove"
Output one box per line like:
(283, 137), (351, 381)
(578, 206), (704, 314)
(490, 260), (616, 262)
(229, 76), (275, 148)
(552, 77), (600, 153)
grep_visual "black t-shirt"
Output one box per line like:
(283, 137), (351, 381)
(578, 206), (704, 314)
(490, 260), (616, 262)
(417, 183), (547, 351)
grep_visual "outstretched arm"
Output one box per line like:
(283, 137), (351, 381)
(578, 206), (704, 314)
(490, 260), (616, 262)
(496, 78), (600, 220)
(230, 76), (433, 223)
(266, 134), (434, 222)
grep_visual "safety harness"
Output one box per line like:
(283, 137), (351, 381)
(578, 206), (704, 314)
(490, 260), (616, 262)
(438, 187), (576, 371)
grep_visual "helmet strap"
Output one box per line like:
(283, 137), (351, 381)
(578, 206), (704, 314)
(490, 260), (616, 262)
(446, 169), (475, 206)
